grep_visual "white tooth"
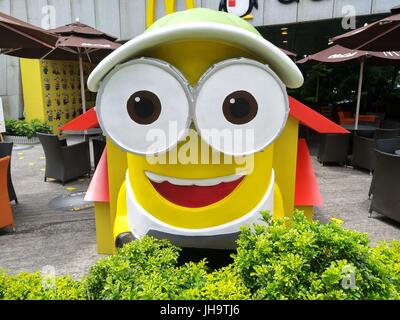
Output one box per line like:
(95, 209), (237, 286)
(145, 171), (166, 183)
(145, 171), (246, 187)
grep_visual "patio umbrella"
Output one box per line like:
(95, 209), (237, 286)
(279, 47), (297, 58)
(45, 22), (121, 113)
(0, 11), (57, 52)
(332, 9), (400, 51)
(297, 45), (400, 129)
(3, 21), (121, 113)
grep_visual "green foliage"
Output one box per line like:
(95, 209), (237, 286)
(0, 271), (82, 300)
(29, 119), (52, 135)
(1, 212), (400, 300)
(234, 211), (399, 300)
(5, 119), (52, 138)
(81, 236), (249, 300)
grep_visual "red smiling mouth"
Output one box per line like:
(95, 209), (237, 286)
(145, 172), (245, 208)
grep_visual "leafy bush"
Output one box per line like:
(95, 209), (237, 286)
(0, 271), (82, 300)
(29, 119), (52, 135)
(0, 212), (399, 300)
(81, 236), (250, 300)
(5, 119), (51, 138)
(235, 211), (400, 300)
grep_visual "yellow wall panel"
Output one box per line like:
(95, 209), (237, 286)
(273, 116), (299, 218)
(20, 59), (95, 134)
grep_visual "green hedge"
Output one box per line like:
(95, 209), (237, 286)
(1, 212), (400, 300)
(5, 119), (52, 139)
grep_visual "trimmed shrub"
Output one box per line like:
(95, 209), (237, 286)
(234, 211), (400, 300)
(5, 119), (52, 139)
(0, 212), (399, 300)
(0, 271), (82, 300)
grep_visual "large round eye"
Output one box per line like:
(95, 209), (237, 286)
(96, 59), (191, 155)
(194, 59), (289, 156)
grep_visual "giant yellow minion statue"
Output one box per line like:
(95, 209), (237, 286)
(63, 8), (348, 254)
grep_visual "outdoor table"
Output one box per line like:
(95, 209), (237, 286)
(62, 128), (103, 142)
(61, 128), (103, 169)
(342, 124), (378, 132)
(395, 150), (400, 156)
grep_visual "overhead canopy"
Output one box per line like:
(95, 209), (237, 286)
(0, 11), (57, 51)
(2, 20), (121, 63)
(51, 22), (117, 41)
(297, 44), (400, 65)
(279, 47), (296, 57)
(332, 13), (400, 51)
(47, 22), (121, 63)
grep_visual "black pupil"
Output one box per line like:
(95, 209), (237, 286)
(223, 91), (258, 125)
(229, 98), (251, 118)
(127, 90), (161, 125)
(134, 96), (154, 118)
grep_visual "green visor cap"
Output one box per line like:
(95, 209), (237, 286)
(88, 8), (304, 91)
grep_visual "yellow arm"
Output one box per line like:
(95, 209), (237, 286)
(273, 183), (285, 219)
(113, 181), (130, 241)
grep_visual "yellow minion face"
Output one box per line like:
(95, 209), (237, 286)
(123, 41), (284, 229)
(88, 9), (303, 248)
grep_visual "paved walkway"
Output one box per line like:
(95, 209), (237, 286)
(0, 138), (399, 278)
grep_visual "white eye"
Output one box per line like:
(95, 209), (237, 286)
(194, 59), (289, 156)
(97, 58), (191, 155)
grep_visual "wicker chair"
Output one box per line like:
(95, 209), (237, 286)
(373, 128), (400, 140)
(380, 120), (400, 129)
(0, 142), (18, 203)
(369, 149), (400, 223)
(318, 134), (350, 166)
(368, 138), (400, 198)
(92, 136), (106, 169)
(351, 131), (376, 173)
(37, 133), (91, 185)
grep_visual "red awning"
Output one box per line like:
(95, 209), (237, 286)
(294, 139), (323, 207)
(289, 97), (349, 134)
(85, 149), (109, 202)
(59, 107), (99, 131)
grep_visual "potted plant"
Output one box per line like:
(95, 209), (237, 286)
(4, 119), (52, 144)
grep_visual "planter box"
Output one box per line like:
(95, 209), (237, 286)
(4, 135), (40, 145)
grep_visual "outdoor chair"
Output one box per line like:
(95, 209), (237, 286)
(0, 156), (15, 231)
(373, 128), (400, 140)
(369, 150), (400, 223)
(351, 131), (376, 173)
(338, 111), (354, 125)
(380, 120), (400, 129)
(368, 138), (400, 198)
(318, 133), (350, 166)
(92, 136), (106, 169)
(0, 142), (18, 203)
(338, 111), (380, 126)
(37, 133), (91, 185)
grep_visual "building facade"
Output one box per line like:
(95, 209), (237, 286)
(1, 0), (399, 119)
